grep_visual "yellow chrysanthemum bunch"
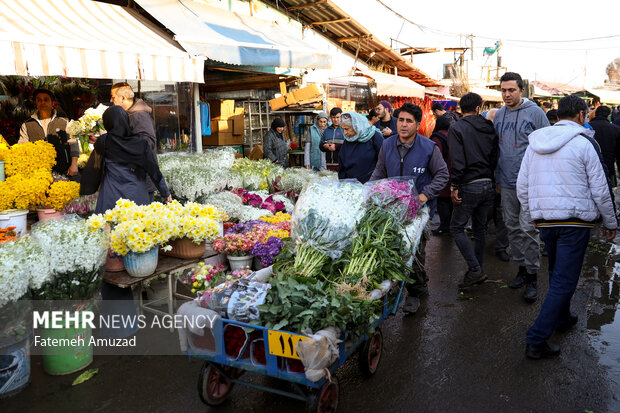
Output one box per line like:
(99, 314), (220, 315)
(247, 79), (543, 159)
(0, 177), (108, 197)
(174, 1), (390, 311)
(259, 212), (291, 224)
(88, 199), (227, 254)
(45, 181), (80, 211)
(0, 138), (9, 161)
(0, 170), (52, 210)
(4, 141), (56, 176)
(262, 229), (290, 243)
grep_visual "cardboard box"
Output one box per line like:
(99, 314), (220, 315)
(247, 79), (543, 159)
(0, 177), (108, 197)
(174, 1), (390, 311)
(207, 99), (235, 119)
(202, 131), (242, 146)
(292, 84), (324, 102)
(211, 120), (233, 133)
(231, 114), (244, 135)
(248, 145), (264, 160)
(269, 93), (299, 111)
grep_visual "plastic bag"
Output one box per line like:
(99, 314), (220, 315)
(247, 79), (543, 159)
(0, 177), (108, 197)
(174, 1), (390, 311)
(291, 178), (365, 259)
(199, 279), (271, 323)
(363, 178), (420, 225)
(296, 327), (341, 382)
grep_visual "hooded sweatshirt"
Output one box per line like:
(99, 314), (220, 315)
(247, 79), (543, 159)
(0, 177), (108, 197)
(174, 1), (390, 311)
(494, 98), (549, 188)
(447, 114), (498, 187)
(127, 99), (158, 193)
(516, 120), (617, 229)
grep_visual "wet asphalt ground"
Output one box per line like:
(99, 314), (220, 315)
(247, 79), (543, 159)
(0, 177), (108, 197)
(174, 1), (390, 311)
(4, 224), (620, 413)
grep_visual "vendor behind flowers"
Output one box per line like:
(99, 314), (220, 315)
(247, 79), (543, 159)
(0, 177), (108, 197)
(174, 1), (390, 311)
(19, 88), (79, 178)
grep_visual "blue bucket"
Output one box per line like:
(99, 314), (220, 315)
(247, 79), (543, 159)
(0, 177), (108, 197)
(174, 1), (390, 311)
(0, 337), (30, 398)
(123, 247), (159, 278)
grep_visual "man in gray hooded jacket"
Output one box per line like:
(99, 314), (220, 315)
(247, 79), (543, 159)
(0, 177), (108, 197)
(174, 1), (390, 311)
(494, 72), (550, 303)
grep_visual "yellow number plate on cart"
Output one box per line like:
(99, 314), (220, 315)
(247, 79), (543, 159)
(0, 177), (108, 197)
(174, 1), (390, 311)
(267, 330), (309, 360)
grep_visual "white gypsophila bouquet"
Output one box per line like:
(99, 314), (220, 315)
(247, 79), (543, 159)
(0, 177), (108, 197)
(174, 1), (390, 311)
(278, 168), (318, 194)
(237, 205), (272, 222)
(225, 169), (244, 190)
(0, 240), (34, 307)
(31, 216), (108, 276)
(159, 149), (236, 202)
(205, 191), (244, 220)
(0, 236), (51, 306)
(317, 169), (338, 179)
(291, 178), (365, 260)
(29, 216), (107, 300)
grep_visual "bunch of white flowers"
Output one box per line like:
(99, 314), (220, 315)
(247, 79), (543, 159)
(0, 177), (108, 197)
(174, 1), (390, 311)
(291, 178), (365, 259)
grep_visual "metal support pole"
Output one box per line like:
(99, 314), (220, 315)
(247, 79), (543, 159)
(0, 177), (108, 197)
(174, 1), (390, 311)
(193, 83), (202, 153)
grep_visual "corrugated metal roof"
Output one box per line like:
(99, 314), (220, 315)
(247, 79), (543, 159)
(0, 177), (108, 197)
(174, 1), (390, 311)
(259, 0), (439, 87)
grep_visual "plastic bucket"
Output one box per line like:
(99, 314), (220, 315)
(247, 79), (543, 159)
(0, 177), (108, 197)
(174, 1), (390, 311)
(0, 337), (30, 398)
(227, 255), (253, 272)
(0, 210), (28, 236)
(39, 309), (93, 375)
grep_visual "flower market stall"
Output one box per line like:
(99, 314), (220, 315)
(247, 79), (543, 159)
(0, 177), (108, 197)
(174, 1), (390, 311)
(176, 177), (429, 412)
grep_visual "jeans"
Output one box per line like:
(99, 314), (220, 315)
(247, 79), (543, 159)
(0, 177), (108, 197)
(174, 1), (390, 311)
(436, 197), (453, 232)
(526, 226), (591, 346)
(450, 181), (495, 272)
(493, 193), (509, 253)
(501, 187), (540, 273)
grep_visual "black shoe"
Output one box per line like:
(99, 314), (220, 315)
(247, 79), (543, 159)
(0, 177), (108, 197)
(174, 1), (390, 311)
(523, 273), (538, 303)
(495, 250), (510, 262)
(556, 313), (578, 333)
(509, 266), (527, 289)
(458, 269), (488, 289)
(431, 228), (449, 236)
(525, 341), (560, 360)
(403, 296), (421, 314)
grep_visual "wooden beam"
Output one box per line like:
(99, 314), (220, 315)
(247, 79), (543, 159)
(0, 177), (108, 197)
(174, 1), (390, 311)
(336, 34), (372, 42)
(311, 17), (350, 25)
(287, 0), (327, 11)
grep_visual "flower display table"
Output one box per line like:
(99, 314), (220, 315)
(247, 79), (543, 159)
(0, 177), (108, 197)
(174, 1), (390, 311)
(103, 252), (227, 326)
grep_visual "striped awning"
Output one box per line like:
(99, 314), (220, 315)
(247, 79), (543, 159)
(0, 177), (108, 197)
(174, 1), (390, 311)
(0, 0), (204, 82)
(136, 0), (331, 69)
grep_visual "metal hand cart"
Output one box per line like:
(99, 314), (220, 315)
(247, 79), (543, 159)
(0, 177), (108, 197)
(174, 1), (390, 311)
(184, 209), (429, 412)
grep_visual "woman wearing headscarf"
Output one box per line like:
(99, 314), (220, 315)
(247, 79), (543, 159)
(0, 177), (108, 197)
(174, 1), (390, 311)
(430, 115), (452, 236)
(304, 112), (328, 171)
(94, 105), (171, 213)
(263, 118), (289, 167)
(339, 111), (384, 183)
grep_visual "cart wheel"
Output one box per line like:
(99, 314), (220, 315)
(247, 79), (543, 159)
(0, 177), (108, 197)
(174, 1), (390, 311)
(306, 377), (339, 413)
(359, 328), (383, 377)
(198, 363), (235, 406)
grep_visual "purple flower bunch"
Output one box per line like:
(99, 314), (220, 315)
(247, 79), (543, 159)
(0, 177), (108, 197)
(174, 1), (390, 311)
(225, 220), (269, 235)
(250, 236), (284, 267)
(366, 179), (419, 223)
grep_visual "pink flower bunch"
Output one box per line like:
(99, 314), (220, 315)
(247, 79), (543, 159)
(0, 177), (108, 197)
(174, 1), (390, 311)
(366, 180), (419, 222)
(230, 189), (285, 213)
(212, 231), (263, 256)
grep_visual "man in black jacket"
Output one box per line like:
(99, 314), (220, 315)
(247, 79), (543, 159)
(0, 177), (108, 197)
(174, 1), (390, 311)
(448, 93), (499, 289)
(590, 105), (620, 186)
(111, 82), (159, 201)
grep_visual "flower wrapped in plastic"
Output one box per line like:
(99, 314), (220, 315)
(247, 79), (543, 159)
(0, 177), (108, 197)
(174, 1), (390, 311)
(364, 178), (420, 225)
(287, 179), (364, 277)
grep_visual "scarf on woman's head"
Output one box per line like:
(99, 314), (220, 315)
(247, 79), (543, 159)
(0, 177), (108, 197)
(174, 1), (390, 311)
(98, 105), (156, 180)
(342, 111), (377, 143)
(308, 112), (328, 169)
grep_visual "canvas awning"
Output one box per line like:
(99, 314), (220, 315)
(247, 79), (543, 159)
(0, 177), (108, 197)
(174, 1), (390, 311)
(0, 0), (204, 82)
(588, 88), (620, 105)
(136, 0), (331, 69)
(357, 69), (425, 98)
(470, 87), (503, 103)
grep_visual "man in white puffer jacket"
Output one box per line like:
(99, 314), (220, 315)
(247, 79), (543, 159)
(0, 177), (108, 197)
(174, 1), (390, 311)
(517, 95), (617, 360)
